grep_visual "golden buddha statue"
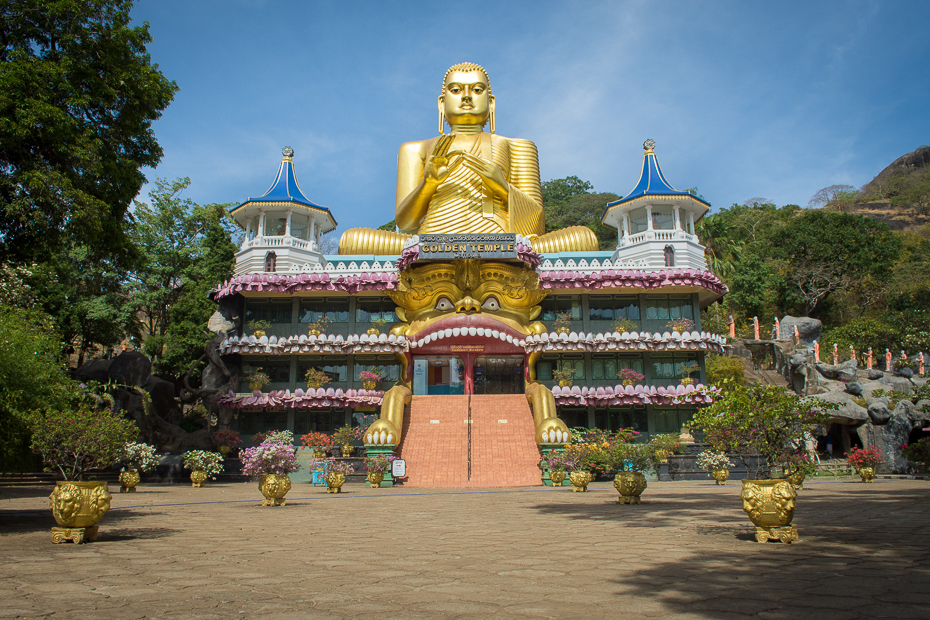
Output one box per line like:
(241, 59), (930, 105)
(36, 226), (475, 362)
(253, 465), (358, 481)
(338, 63), (598, 255)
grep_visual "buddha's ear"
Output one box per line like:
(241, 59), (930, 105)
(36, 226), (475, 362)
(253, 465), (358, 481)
(488, 95), (496, 133)
(437, 96), (445, 134)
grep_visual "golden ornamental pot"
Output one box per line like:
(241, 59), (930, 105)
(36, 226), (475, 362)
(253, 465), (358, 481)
(556, 326), (570, 334)
(190, 470), (207, 487)
(366, 328), (380, 335)
(569, 470), (591, 492)
(654, 449), (670, 463)
(118, 470), (140, 493)
(49, 481), (112, 544)
(309, 328), (321, 336)
(613, 472), (647, 504)
(326, 472), (346, 493)
(341, 444), (354, 457)
(558, 380), (573, 388)
(622, 379), (634, 386)
(253, 330), (266, 338)
(740, 479), (798, 543)
(367, 472), (384, 487)
(711, 468), (730, 485)
(362, 380), (377, 390)
(786, 468), (806, 490)
(218, 445), (231, 457)
(680, 378), (695, 386)
(313, 448), (326, 458)
(259, 473), (292, 506)
(858, 466), (876, 483)
(549, 470), (566, 486)
(248, 381), (264, 392)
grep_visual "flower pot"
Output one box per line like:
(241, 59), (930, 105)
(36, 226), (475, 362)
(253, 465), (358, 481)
(190, 470), (207, 487)
(366, 328), (380, 336)
(253, 330), (266, 338)
(680, 378), (695, 386)
(326, 472), (346, 493)
(313, 448), (326, 458)
(711, 468), (729, 485)
(740, 479), (798, 543)
(556, 327), (570, 334)
(49, 481), (112, 544)
(362, 380), (377, 390)
(549, 470), (566, 486)
(309, 329), (321, 336)
(119, 470), (140, 493)
(654, 449), (670, 463)
(367, 472), (384, 487)
(558, 380), (573, 388)
(858, 466), (876, 483)
(569, 470), (591, 492)
(613, 472), (647, 504)
(622, 379), (634, 386)
(218, 445), (231, 457)
(259, 473), (292, 506)
(786, 468), (806, 490)
(341, 444), (354, 457)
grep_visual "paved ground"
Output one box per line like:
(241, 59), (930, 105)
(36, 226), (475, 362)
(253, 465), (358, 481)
(1, 478), (928, 619)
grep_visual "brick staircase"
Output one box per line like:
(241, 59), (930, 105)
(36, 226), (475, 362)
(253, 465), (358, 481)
(396, 394), (542, 488)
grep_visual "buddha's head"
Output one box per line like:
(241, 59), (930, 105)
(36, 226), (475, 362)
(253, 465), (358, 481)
(389, 260), (546, 353)
(439, 62), (495, 130)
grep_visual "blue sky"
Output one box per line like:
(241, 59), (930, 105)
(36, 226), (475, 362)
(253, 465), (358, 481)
(132, 0), (930, 236)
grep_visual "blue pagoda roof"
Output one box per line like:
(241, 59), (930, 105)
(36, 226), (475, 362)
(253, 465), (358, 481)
(231, 147), (336, 221)
(604, 140), (710, 211)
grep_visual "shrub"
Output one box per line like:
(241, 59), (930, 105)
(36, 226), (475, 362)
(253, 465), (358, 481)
(121, 442), (159, 473)
(705, 355), (745, 388)
(901, 439), (930, 469)
(239, 442), (299, 477)
(846, 446), (883, 469)
(180, 450), (224, 478)
(29, 401), (139, 481)
(301, 431), (334, 448)
(363, 454), (396, 474)
(311, 456), (355, 476)
(696, 450), (731, 472)
(820, 318), (899, 362)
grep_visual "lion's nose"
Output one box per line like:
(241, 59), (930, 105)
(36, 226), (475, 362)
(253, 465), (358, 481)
(455, 296), (481, 314)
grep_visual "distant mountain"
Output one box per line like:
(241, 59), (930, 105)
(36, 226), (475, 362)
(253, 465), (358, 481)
(847, 145), (930, 231)
(862, 144), (930, 198)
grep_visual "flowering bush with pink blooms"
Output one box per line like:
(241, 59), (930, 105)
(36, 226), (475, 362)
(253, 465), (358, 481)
(617, 368), (645, 383)
(239, 442), (300, 478)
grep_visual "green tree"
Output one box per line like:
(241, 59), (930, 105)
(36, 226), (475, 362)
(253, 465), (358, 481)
(0, 306), (74, 471)
(889, 169), (930, 215)
(769, 211), (900, 317)
(127, 178), (236, 376)
(808, 184), (861, 211)
(541, 176), (593, 208)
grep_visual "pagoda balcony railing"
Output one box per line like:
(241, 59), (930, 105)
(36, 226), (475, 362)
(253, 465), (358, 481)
(619, 229), (700, 248)
(241, 235), (314, 251)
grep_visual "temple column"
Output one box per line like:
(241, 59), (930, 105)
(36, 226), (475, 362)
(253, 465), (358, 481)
(309, 219), (316, 250)
(673, 206), (681, 232)
(645, 206), (654, 239)
(622, 213), (630, 238)
(688, 212), (695, 236)
(285, 209), (293, 237)
(258, 210), (266, 239)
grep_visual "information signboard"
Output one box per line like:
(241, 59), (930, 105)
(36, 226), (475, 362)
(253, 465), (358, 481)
(418, 233), (517, 261)
(392, 459), (406, 478)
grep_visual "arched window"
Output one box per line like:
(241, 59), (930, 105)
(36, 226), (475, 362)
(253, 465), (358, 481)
(265, 251), (277, 272)
(664, 245), (675, 267)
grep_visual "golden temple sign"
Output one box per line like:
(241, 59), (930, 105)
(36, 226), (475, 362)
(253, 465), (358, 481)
(418, 233), (517, 261)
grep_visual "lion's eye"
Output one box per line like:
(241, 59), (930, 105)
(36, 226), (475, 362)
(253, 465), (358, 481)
(481, 297), (500, 311)
(435, 297), (454, 311)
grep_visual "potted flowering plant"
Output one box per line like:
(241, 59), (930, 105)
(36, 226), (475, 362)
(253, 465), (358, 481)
(181, 450), (224, 487)
(305, 367), (332, 390)
(901, 438), (930, 473)
(696, 450), (732, 485)
(600, 437), (655, 504)
(368, 317), (391, 335)
(846, 446), (883, 482)
(333, 425), (364, 456)
(363, 453), (396, 487)
(667, 318), (695, 334)
(247, 319), (271, 338)
(119, 441), (159, 493)
(678, 361), (701, 385)
(690, 381), (834, 542)
(246, 367), (270, 392)
(306, 315), (332, 336)
(311, 457), (356, 493)
(612, 318), (639, 334)
(552, 364), (576, 388)
(553, 311), (574, 334)
(28, 400), (139, 543)
(212, 429), (242, 457)
(649, 433), (682, 463)
(563, 443), (599, 492)
(240, 440), (299, 506)
(357, 367), (384, 390)
(301, 431), (334, 457)
(538, 451), (571, 486)
(617, 368), (645, 386)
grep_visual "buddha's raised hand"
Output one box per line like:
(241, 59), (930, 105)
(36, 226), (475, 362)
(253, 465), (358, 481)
(423, 134), (461, 186)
